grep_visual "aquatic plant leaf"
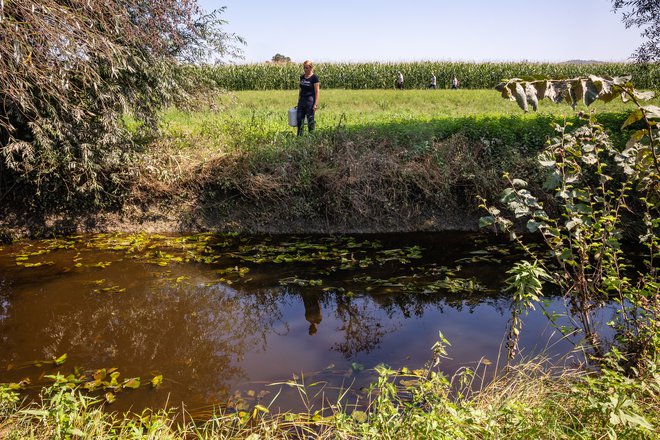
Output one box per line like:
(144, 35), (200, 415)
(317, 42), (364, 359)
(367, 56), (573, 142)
(351, 362), (364, 372)
(151, 374), (163, 389)
(53, 354), (67, 366)
(122, 377), (141, 389)
(93, 369), (107, 382)
(352, 410), (368, 423)
(253, 404), (269, 414)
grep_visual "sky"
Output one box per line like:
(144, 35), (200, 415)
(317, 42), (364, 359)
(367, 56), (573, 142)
(198, 0), (644, 64)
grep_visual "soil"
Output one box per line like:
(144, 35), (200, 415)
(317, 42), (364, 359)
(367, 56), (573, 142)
(0, 194), (481, 241)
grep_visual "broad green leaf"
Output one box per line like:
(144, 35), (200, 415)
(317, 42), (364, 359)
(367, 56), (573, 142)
(526, 220), (541, 233)
(642, 105), (660, 120)
(574, 204), (592, 214)
(524, 83), (538, 111)
(622, 109), (644, 128)
(514, 82), (528, 112)
(571, 79), (584, 106)
(634, 90), (655, 101)
(479, 216), (495, 228)
(531, 80), (548, 100)
(558, 248), (573, 261)
(495, 81), (512, 100)
(543, 170), (562, 190)
(500, 188), (516, 203)
(538, 151), (556, 167)
(625, 129), (646, 149)
(612, 75), (632, 86)
(566, 218), (582, 230)
(568, 84), (577, 110)
(582, 78), (599, 107)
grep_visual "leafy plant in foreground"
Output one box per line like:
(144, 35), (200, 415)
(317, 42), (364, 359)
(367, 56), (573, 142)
(482, 76), (659, 369)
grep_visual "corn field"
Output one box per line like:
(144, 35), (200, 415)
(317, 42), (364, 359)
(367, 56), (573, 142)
(188, 61), (659, 91)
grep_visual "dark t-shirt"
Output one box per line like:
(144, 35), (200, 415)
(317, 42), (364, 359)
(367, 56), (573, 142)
(299, 74), (319, 100)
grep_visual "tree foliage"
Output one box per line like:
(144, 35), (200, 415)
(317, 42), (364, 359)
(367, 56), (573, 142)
(271, 53), (292, 63)
(0, 1), (243, 206)
(612, 0), (660, 63)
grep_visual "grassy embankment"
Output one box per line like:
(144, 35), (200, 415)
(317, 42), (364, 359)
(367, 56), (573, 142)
(130, 88), (652, 233)
(1, 350), (657, 439)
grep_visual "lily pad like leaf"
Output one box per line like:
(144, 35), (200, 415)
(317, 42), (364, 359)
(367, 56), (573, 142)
(122, 377), (141, 389)
(151, 374), (163, 389)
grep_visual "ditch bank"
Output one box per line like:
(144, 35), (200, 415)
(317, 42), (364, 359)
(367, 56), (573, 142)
(0, 131), (545, 240)
(3, 112), (634, 240)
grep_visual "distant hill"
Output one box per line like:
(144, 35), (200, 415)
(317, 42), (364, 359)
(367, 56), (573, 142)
(560, 59), (609, 65)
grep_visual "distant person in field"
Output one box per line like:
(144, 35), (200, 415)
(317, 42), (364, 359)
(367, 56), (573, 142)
(429, 73), (436, 89)
(395, 71), (404, 90)
(296, 60), (320, 135)
(451, 76), (460, 89)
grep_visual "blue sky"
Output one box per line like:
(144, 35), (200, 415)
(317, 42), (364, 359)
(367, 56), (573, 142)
(199, 0), (643, 64)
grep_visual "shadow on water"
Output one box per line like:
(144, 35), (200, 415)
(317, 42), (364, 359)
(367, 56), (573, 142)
(0, 232), (611, 414)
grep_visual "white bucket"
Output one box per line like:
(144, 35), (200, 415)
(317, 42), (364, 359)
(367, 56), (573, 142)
(288, 107), (298, 127)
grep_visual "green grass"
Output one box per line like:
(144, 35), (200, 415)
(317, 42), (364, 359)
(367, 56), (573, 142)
(1, 352), (657, 439)
(157, 89), (656, 156)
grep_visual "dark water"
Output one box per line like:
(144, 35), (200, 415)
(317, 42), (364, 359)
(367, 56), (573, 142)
(0, 232), (605, 415)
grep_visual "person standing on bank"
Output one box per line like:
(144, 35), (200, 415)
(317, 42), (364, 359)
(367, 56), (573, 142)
(429, 72), (436, 89)
(297, 60), (320, 135)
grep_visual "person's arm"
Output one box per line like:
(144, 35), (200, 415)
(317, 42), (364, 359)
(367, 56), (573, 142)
(313, 82), (320, 110)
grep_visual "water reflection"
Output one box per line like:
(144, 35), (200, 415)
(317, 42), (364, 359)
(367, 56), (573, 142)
(0, 232), (590, 412)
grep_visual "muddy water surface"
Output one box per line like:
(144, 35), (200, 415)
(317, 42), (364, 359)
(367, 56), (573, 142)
(0, 232), (590, 415)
